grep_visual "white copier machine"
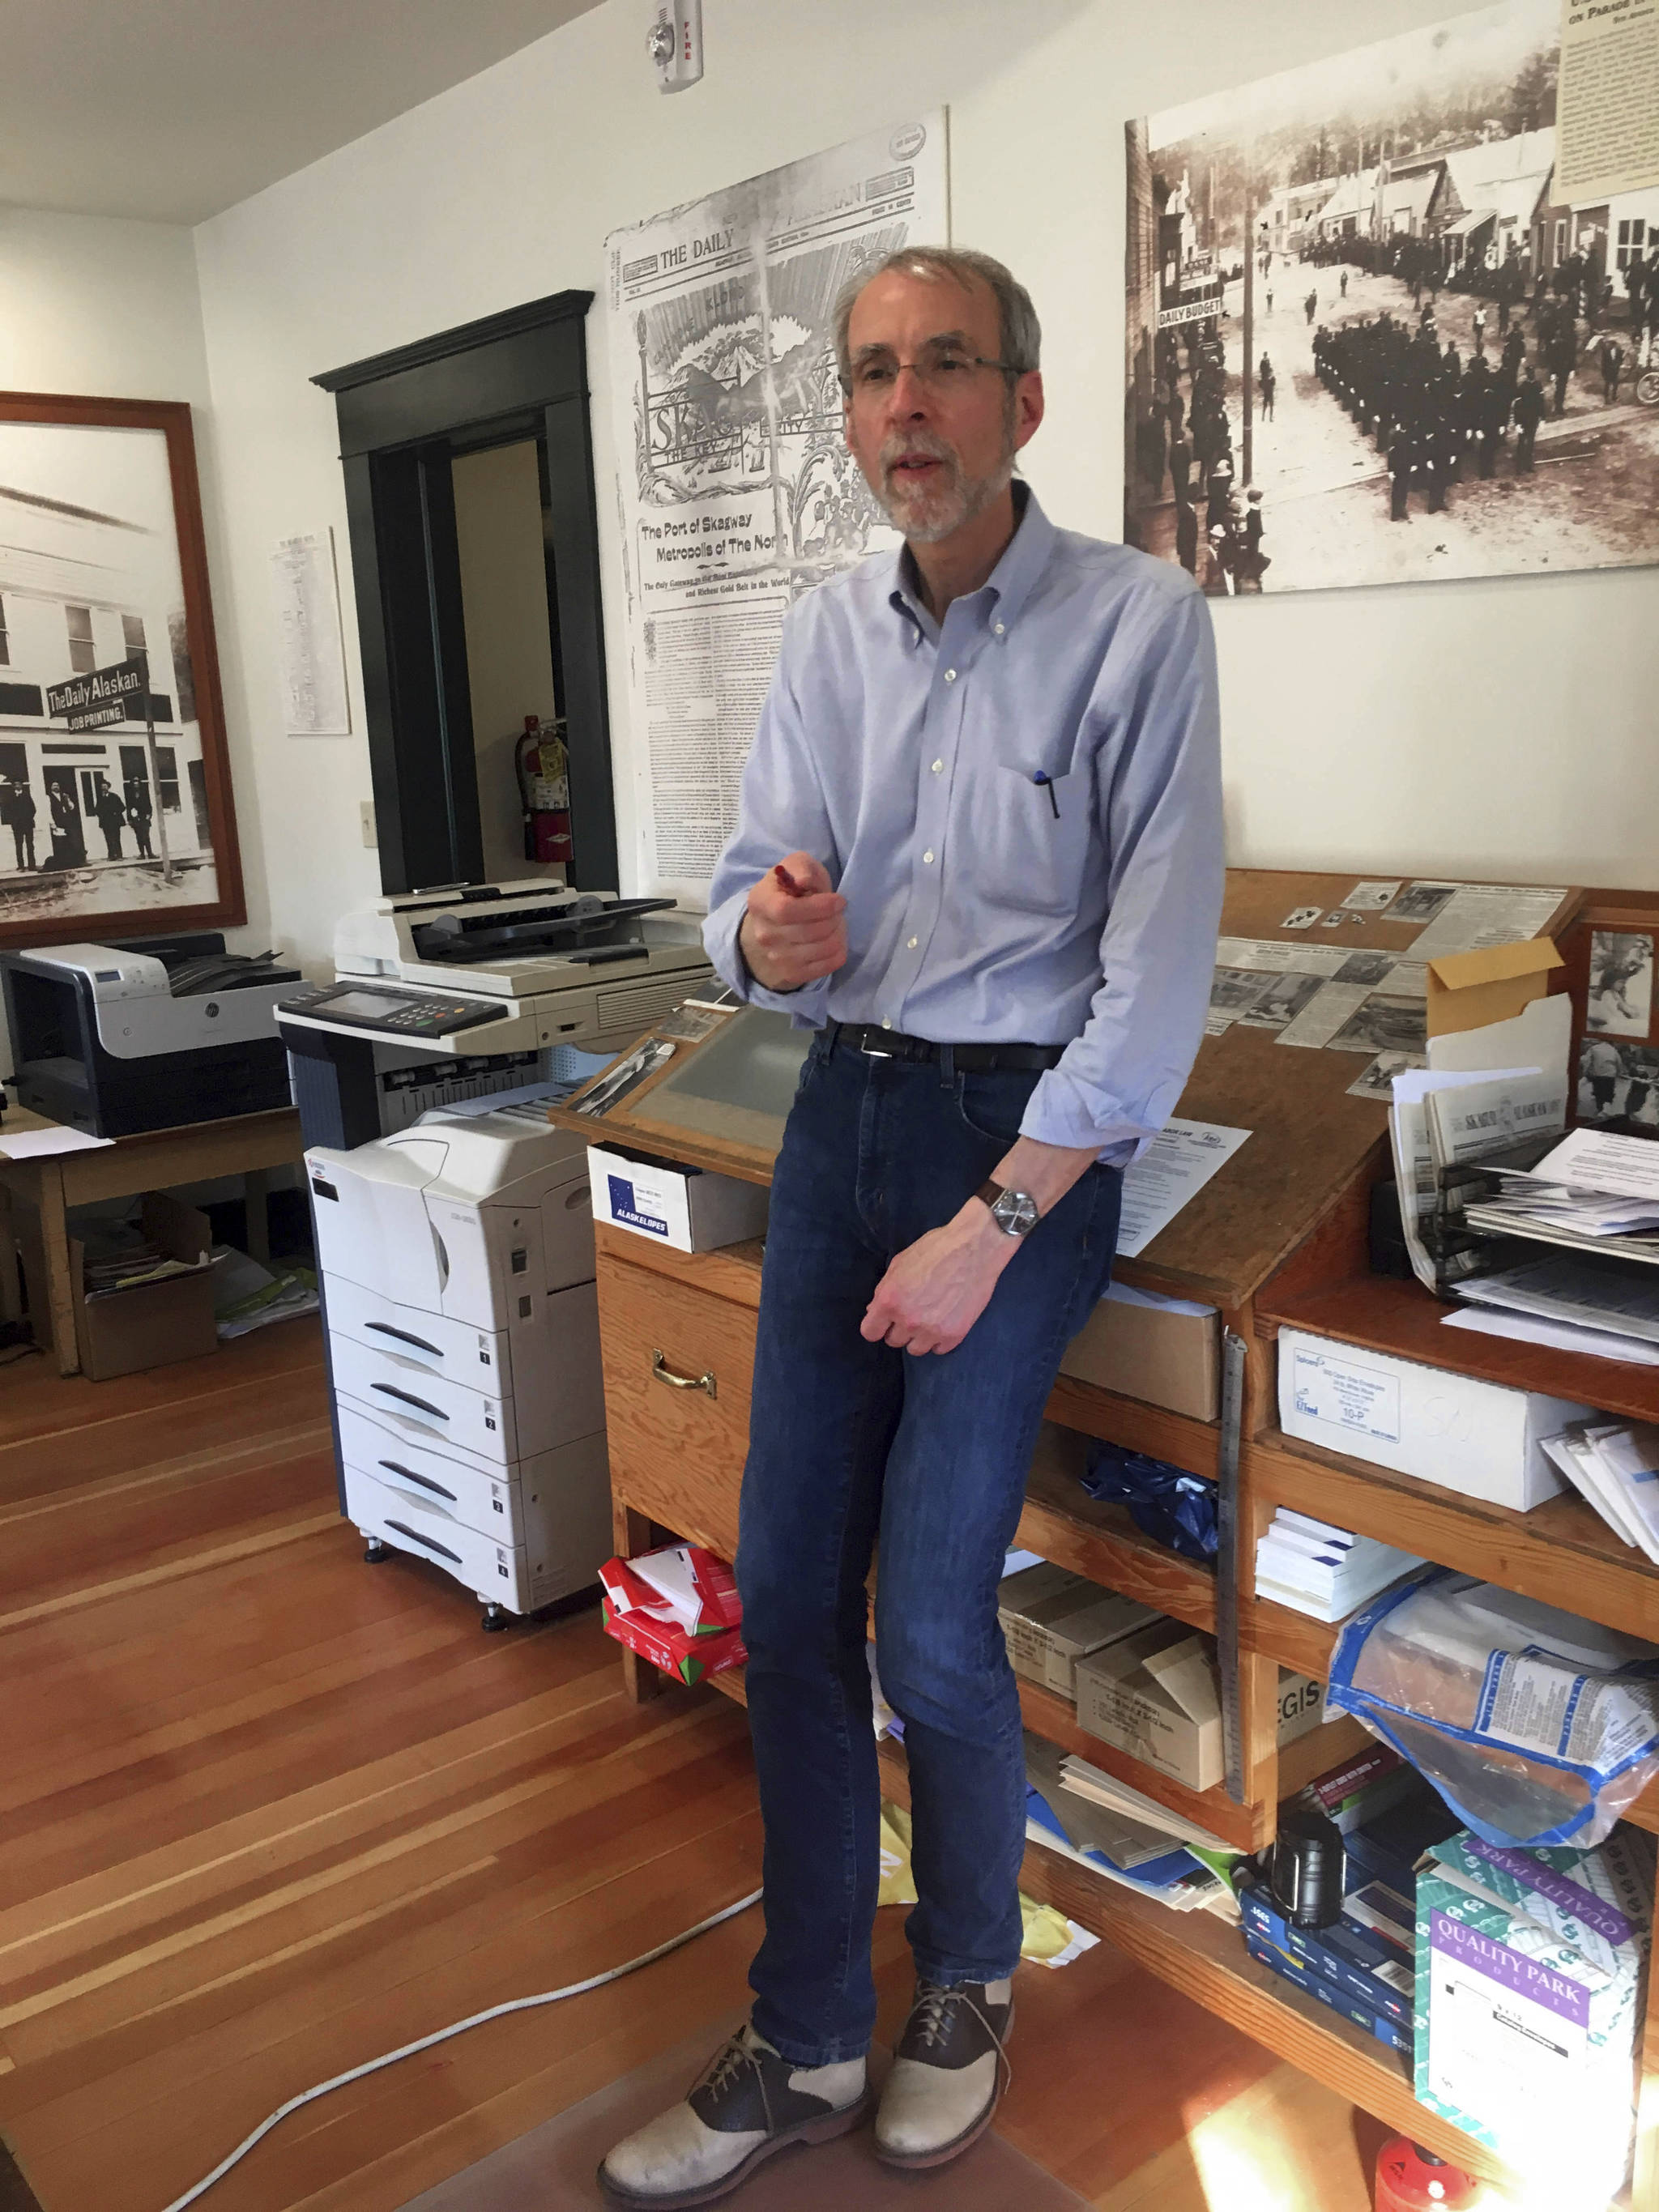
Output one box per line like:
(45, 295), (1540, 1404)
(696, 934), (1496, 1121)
(308, 1100), (611, 1626)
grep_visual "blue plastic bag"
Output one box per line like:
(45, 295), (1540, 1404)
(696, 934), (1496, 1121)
(1081, 1439), (1218, 1563)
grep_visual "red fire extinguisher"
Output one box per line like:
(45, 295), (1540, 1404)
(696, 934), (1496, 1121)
(1374, 2138), (1482, 2212)
(516, 714), (572, 866)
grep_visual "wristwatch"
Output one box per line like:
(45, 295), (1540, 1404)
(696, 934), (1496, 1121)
(975, 1179), (1041, 1241)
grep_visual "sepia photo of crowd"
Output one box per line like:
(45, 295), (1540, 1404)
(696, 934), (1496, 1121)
(1125, 0), (1659, 595)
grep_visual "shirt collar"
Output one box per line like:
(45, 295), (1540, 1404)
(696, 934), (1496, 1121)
(885, 479), (1056, 640)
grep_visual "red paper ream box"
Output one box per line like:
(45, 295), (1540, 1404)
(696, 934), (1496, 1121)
(598, 1545), (744, 1639)
(602, 1597), (747, 1687)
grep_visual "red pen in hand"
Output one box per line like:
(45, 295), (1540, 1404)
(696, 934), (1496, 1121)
(773, 863), (809, 898)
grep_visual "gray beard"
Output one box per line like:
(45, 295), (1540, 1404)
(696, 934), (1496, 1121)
(874, 433), (1015, 544)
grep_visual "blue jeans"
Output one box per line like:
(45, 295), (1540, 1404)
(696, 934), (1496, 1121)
(736, 1032), (1121, 2065)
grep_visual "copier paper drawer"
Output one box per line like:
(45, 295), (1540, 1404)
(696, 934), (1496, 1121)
(335, 1396), (612, 1566)
(326, 1274), (507, 1389)
(330, 1331), (518, 1462)
(344, 1460), (619, 1619)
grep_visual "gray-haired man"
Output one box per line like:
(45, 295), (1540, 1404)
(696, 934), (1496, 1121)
(601, 246), (1221, 2207)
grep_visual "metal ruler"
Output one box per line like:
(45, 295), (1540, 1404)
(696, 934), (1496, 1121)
(1216, 1327), (1248, 1803)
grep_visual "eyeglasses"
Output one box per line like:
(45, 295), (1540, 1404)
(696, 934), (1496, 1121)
(840, 343), (1020, 401)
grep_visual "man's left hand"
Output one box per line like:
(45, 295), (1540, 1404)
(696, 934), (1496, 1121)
(859, 1202), (1015, 1356)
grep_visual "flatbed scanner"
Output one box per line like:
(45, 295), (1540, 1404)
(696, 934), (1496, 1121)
(3, 935), (302, 1136)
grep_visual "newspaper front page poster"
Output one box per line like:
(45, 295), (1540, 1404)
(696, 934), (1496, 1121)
(1555, 0), (1659, 202)
(607, 116), (948, 903)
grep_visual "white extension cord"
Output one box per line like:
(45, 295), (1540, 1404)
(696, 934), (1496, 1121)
(156, 1885), (764, 2212)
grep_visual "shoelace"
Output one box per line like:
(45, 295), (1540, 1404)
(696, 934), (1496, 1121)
(697, 2032), (774, 2129)
(907, 1984), (1014, 2095)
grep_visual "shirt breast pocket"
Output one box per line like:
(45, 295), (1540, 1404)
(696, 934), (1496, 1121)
(969, 762), (1092, 918)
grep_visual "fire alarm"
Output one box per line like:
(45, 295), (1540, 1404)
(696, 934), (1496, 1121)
(647, 0), (702, 92)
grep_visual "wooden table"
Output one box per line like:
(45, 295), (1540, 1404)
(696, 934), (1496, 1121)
(0, 1105), (305, 1375)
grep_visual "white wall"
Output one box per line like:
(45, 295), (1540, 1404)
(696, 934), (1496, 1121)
(191, 0), (1659, 982)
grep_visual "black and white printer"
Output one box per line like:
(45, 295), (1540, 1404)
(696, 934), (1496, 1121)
(306, 1099), (612, 1626)
(2, 936), (301, 1136)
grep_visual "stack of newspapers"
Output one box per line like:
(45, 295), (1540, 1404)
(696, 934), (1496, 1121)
(1024, 1733), (1238, 1919)
(1254, 1507), (1425, 1623)
(1541, 1423), (1659, 1562)
(1449, 1251), (1659, 1366)
(1388, 1063), (1573, 1294)
(1462, 1127), (1659, 1269)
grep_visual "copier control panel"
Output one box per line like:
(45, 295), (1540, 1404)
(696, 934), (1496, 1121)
(279, 981), (508, 1039)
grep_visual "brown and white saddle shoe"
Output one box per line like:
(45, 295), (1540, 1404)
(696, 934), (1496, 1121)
(873, 1978), (1014, 2170)
(598, 2022), (871, 2208)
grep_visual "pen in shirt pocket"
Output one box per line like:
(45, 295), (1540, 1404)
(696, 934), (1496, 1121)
(1033, 770), (1060, 820)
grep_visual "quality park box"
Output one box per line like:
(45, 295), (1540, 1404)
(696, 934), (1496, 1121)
(1058, 1283), (1220, 1421)
(996, 1562), (1158, 1698)
(1415, 1828), (1655, 2207)
(586, 1141), (769, 1254)
(1277, 1327), (1592, 1511)
(1073, 1621), (1328, 1792)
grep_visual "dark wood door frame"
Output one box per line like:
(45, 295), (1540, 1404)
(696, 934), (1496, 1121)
(314, 290), (618, 893)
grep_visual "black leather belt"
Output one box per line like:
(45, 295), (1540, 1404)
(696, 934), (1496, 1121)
(827, 1021), (1064, 1072)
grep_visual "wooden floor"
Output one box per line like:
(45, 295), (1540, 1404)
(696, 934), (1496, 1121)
(0, 1323), (1391, 2212)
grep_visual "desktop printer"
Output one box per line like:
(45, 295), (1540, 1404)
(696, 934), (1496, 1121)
(2, 936), (302, 1136)
(278, 880), (712, 1149)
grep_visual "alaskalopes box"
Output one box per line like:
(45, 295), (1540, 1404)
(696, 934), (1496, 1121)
(1415, 1827), (1655, 2208)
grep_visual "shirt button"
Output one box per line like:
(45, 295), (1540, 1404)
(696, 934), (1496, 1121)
(881, 1017), (892, 1030)
(923, 850), (934, 865)
(993, 621), (1005, 636)
(944, 668), (957, 682)
(907, 936), (919, 949)
(931, 758), (942, 774)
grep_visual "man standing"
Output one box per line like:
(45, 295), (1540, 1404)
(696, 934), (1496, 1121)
(1601, 334), (1624, 405)
(126, 778), (156, 860)
(1258, 353), (1276, 420)
(1175, 492), (1199, 575)
(1305, 287), (1318, 324)
(600, 246), (1222, 2206)
(94, 781), (127, 862)
(1512, 364), (1546, 471)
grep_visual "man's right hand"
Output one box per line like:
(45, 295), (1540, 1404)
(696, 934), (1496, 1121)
(737, 851), (847, 993)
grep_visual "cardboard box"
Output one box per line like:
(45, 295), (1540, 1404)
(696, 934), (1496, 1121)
(996, 1562), (1158, 1696)
(1425, 939), (1563, 1038)
(1059, 1282), (1219, 1421)
(70, 1194), (218, 1381)
(1415, 1828), (1654, 2204)
(1073, 1622), (1327, 1792)
(1277, 1327), (1590, 1511)
(600, 1596), (746, 1686)
(587, 1141), (769, 1253)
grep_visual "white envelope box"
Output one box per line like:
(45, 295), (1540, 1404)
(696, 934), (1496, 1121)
(1277, 1328), (1590, 1510)
(335, 1396), (612, 1568)
(587, 1142), (769, 1254)
(341, 1456), (608, 1614)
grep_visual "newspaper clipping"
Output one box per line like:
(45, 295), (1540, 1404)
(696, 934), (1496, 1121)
(1555, 0), (1659, 205)
(606, 118), (947, 901)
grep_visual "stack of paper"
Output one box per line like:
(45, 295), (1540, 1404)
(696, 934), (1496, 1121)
(1464, 1129), (1659, 1269)
(1449, 1253), (1659, 1367)
(1540, 1423), (1659, 1563)
(1029, 1737), (1237, 1918)
(1386, 1063), (1566, 1294)
(1254, 1507), (1425, 1623)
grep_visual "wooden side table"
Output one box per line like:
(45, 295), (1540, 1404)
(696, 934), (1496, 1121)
(0, 1106), (305, 1376)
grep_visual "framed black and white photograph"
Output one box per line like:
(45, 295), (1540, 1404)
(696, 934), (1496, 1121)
(0, 392), (244, 946)
(1587, 929), (1655, 1038)
(1580, 1036), (1659, 1134)
(1124, 0), (1659, 596)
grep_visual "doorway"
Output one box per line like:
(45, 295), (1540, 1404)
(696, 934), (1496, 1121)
(315, 290), (615, 896)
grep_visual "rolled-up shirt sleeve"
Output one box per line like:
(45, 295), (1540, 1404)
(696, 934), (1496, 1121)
(702, 614), (840, 1022)
(1020, 586), (1223, 1165)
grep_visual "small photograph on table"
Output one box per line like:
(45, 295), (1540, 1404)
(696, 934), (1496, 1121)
(1241, 971), (1325, 1030)
(1326, 993), (1428, 1056)
(1209, 965), (1269, 1018)
(1383, 881), (1460, 927)
(1347, 1049), (1425, 1102)
(1333, 949), (1397, 987)
(1586, 931), (1654, 1041)
(1579, 1038), (1659, 1136)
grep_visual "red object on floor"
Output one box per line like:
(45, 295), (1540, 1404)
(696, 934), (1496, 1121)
(1374, 2137), (1481, 2210)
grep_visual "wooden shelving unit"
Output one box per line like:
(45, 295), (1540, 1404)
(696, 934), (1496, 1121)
(564, 869), (1659, 2205)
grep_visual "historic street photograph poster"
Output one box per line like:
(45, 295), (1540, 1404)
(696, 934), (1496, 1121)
(1124, 0), (1659, 595)
(607, 118), (946, 901)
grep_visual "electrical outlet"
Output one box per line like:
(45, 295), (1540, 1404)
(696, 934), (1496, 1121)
(359, 800), (377, 849)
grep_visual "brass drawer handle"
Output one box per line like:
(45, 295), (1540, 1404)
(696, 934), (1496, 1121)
(651, 1348), (716, 1400)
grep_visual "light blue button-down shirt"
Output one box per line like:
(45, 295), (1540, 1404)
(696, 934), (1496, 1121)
(702, 487), (1222, 1163)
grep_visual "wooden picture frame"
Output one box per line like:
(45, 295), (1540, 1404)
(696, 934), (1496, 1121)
(0, 390), (244, 947)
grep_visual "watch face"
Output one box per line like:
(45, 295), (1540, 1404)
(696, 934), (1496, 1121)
(992, 1187), (1040, 1238)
